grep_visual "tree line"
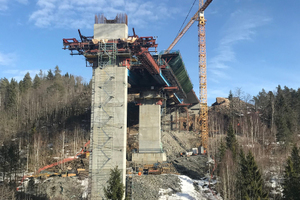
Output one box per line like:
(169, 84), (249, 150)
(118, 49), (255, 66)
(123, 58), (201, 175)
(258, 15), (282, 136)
(253, 86), (300, 144)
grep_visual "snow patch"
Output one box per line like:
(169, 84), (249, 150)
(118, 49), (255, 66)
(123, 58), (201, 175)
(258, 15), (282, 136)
(159, 175), (222, 200)
(79, 178), (89, 198)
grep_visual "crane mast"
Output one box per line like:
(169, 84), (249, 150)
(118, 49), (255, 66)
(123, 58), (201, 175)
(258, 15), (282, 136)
(165, 0), (212, 152)
(198, 0), (208, 151)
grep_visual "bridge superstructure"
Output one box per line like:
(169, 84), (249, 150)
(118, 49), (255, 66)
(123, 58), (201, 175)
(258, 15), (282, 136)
(63, 14), (198, 199)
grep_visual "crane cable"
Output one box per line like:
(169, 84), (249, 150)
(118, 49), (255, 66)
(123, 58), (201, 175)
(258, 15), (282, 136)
(174, 0), (197, 40)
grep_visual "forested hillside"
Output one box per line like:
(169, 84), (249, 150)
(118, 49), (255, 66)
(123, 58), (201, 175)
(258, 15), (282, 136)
(209, 86), (300, 199)
(0, 66), (91, 187)
(254, 86), (300, 143)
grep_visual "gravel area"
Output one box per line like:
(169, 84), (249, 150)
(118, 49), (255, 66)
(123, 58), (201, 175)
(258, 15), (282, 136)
(162, 131), (200, 161)
(162, 131), (186, 161)
(132, 175), (181, 200)
(37, 177), (84, 200)
(172, 155), (208, 180)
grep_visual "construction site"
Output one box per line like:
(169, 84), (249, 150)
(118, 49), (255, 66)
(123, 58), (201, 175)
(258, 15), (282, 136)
(74, 0), (213, 198)
(2, 0), (299, 199)
(16, 0), (222, 199)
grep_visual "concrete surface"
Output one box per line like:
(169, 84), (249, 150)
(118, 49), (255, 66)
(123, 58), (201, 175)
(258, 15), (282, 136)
(139, 104), (162, 153)
(90, 65), (127, 200)
(94, 24), (128, 40)
(132, 152), (167, 164)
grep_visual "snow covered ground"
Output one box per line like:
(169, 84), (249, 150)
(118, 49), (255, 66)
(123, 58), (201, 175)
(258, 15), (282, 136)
(159, 175), (222, 200)
(80, 178), (89, 198)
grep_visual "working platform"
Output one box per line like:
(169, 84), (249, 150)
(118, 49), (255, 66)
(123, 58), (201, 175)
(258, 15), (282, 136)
(63, 40), (198, 107)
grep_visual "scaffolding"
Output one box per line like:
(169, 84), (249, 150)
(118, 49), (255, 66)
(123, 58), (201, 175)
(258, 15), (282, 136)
(90, 43), (118, 199)
(98, 41), (117, 69)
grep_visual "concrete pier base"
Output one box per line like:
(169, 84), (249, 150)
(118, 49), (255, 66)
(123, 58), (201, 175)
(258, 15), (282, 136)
(132, 152), (167, 164)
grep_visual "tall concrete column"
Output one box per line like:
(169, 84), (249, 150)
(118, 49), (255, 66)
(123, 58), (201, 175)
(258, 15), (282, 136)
(89, 17), (129, 200)
(132, 91), (166, 164)
(90, 65), (127, 199)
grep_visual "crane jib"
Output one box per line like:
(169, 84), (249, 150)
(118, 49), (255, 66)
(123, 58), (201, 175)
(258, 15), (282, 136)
(166, 0), (213, 52)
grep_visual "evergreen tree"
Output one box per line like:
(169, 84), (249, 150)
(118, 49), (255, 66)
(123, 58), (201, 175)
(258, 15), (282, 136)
(238, 149), (247, 199)
(19, 80), (24, 93)
(283, 145), (300, 199)
(0, 144), (9, 180)
(228, 90), (233, 100)
(0, 141), (21, 182)
(0, 78), (10, 108)
(23, 72), (32, 91)
(296, 88), (300, 128)
(226, 124), (237, 159)
(6, 79), (18, 110)
(54, 66), (62, 80)
(274, 85), (296, 143)
(218, 139), (226, 162)
(290, 145), (300, 171)
(47, 69), (54, 80)
(0, 78), (9, 91)
(239, 150), (268, 200)
(38, 69), (44, 79)
(33, 74), (41, 89)
(276, 114), (290, 143)
(19, 72), (32, 93)
(103, 166), (125, 200)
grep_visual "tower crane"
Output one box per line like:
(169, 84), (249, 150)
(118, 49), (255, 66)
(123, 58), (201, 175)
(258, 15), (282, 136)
(166, 0), (212, 152)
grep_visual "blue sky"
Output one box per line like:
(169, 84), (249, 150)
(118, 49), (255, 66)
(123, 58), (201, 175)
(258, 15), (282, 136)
(1, 0), (300, 105)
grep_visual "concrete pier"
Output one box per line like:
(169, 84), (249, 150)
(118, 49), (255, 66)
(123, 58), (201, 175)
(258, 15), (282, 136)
(132, 91), (166, 164)
(139, 103), (161, 153)
(90, 65), (127, 199)
(90, 21), (128, 199)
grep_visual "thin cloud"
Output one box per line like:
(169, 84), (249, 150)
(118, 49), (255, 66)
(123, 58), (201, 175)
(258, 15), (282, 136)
(16, 0), (28, 5)
(0, 0), (8, 11)
(208, 9), (272, 80)
(208, 89), (229, 99)
(0, 52), (16, 66)
(210, 69), (230, 80)
(0, 0), (28, 11)
(29, 0), (180, 29)
(4, 70), (19, 74)
(4, 69), (44, 81)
